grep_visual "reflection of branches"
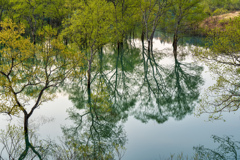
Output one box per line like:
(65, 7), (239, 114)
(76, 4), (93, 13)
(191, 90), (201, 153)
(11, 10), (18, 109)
(0, 124), (51, 160)
(194, 19), (240, 120)
(194, 135), (240, 160)
(134, 50), (170, 123)
(64, 47), (132, 155)
(63, 78), (127, 159)
(0, 125), (23, 159)
(199, 54), (240, 67)
(196, 59), (240, 120)
(134, 49), (203, 123)
(166, 57), (204, 120)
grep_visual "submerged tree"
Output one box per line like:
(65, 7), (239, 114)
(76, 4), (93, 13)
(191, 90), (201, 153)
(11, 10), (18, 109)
(139, 0), (171, 51)
(62, 0), (113, 89)
(0, 20), (84, 159)
(166, 0), (205, 58)
(108, 0), (140, 47)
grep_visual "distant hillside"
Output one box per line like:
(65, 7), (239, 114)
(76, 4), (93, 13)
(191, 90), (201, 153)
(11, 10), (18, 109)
(200, 11), (240, 31)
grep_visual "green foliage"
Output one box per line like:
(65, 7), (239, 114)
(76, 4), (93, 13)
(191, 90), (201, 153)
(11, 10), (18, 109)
(139, 0), (171, 43)
(91, 80), (112, 114)
(212, 8), (228, 16)
(194, 17), (240, 120)
(0, 19), (85, 159)
(207, 17), (240, 56)
(108, 0), (141, 43)
(166, 0), (206, 35)
(0, 19), (84, 117)
(62, 0), (113, 53)
(0, 0), (11, 21)
(203, 0), (240, 13)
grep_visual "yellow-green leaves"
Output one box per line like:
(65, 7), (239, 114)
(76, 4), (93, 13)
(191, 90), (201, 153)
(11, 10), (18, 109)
(0, 19), (85, 116)
(208, 17), (240, 57)
(62, 0), (113, 52)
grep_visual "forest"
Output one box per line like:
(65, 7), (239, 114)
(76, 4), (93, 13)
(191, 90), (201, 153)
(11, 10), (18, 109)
(0, 0), (240, 159)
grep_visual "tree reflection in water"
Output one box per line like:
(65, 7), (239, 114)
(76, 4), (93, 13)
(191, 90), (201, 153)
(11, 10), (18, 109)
(60, 80), (127, 159)
(195, 58), (240, 121)
(165, 56), (204, 120)
(133, 48), (204, 123)
(194, 135), (240, 160)
(61, 44), (205, 159)
(0, 41), (206, 159)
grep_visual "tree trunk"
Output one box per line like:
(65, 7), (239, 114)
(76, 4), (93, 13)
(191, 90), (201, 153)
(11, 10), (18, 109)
(19, 114), (30, 160)
(149, 26), (157, 53)
(87, 48), (94, 90)
(117, 41), (123, 51)
(133, 28), (135, 40)
(141, 29), (145, 44)
(19, 114), (42, 160)
(87, 60), (91, 90)
(147, 39), (151, 53)
(173, 34), (178, 59)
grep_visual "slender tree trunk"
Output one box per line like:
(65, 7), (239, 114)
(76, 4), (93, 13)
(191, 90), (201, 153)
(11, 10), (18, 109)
(87, 60), (92, 90)
(141, 29), (145, 44)
(149, 25), (157, 53)
(0, 9), (3, 24)
(147, 39), (151, 53)
(173, 34), (178, 59)
(117, 41), (123, 51)
(142, 38), (145, 51)
(87, 48), (94, 90)
(29, 18), (36, 44)
(98, 48), (103, 74)
(19, 114), (42, 160)
(19, 115), (30, 160)
(133, 28), (135, 40)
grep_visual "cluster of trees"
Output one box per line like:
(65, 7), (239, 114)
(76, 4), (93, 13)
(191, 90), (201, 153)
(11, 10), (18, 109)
(202, 0), (240, 15)
(0, 0), (237, 58)
(0, 0), (207, 51)
(0, 0), (240, 159)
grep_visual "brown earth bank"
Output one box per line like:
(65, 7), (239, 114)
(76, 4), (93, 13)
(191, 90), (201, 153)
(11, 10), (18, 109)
(200, 11), (240, 31)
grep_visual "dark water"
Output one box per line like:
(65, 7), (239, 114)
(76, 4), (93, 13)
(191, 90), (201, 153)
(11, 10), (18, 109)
(0, 38), (240, 160)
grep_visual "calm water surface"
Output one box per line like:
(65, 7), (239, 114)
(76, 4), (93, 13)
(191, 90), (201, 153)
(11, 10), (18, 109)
(1, 38), (240, 159)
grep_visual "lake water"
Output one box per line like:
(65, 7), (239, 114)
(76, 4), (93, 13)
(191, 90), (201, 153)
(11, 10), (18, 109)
(0, 38), (240, 160)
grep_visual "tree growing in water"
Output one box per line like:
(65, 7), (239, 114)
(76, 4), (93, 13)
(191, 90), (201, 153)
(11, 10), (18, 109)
(0, 20), (84, 159)
(166, 0), (205, 58)
(62, 0), (113, 89)
(139, 0), (171, 51)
